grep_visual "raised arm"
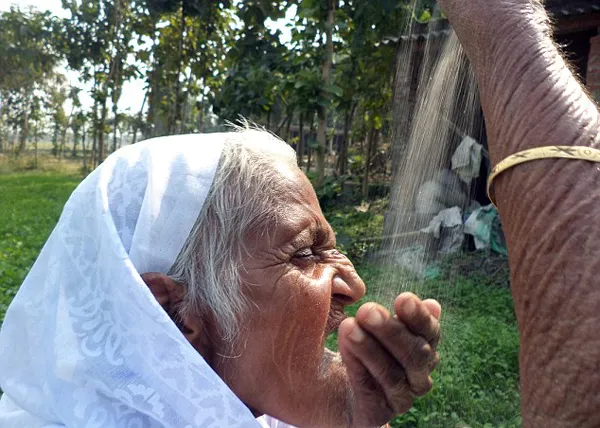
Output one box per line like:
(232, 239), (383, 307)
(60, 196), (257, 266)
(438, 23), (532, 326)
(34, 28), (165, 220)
(440, 1), (600, 426)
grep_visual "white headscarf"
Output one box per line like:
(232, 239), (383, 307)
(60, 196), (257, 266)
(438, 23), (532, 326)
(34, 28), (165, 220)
(0, 134), (262, 427)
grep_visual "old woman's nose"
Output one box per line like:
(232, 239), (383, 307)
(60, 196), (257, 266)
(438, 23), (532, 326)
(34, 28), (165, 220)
(331, 266), (366, 305)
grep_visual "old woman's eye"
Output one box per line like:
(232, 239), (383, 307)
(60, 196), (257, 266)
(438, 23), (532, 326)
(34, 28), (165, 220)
(295, 248), (315, 258)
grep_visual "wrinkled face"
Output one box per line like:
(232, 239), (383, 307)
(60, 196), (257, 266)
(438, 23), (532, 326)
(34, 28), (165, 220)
(212, 165), (366, 427)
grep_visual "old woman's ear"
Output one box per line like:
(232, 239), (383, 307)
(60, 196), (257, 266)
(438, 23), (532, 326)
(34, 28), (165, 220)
(141, 272), (211, 357)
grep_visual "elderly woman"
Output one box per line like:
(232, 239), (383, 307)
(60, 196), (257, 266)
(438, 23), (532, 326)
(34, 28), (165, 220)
(0, 128), (441, 428)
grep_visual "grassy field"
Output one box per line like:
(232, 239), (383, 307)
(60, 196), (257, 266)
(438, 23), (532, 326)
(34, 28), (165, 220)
(353, 268), (521, 427)
(0, 171), (81, 318)
(0, 170), (521, 427)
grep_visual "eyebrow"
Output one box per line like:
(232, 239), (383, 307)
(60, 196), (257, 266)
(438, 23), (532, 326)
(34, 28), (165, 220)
(288, 227), (315, 249)
(315, 221), (335, 248)
(284, 217), (335, 250)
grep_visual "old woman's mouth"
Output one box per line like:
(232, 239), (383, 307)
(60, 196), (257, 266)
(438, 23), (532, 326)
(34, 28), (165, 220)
(326, 304), (347, 336)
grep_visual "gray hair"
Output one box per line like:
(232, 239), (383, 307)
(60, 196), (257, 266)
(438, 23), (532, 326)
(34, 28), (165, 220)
(168, 128), (298, 342)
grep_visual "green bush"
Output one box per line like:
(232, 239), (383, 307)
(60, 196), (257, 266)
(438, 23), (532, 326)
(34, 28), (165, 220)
(306, 171), (344, 205)
(323, 200), (386, 264)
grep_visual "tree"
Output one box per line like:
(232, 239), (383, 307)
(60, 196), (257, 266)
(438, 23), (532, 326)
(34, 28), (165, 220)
(136, 0), (233, 136)
(29, 95), (44, 167)
(0, 7), (60, 155)
(47, 78), (68, 158)
(68, 87), (85, 157)
(213, 1), (287, 127)
(60, 0), (136, 166)
(284, 0), (339, 186)
(335, 0), (414, 193)
(0, 0), (424, 189)
(314, 0), (335, 187)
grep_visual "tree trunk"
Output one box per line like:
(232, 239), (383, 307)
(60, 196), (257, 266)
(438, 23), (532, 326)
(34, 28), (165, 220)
(52, 123), (59, 157)
(315, 0), (335, 187)
(169, 5), (186, 134)
(388, 37), (417, 185)
(145, 30), (160, 139)
(179, 71), (196, 133)
(296, 113), (305, 168)
(91, 127), (97, 169)
(33, 119), (38, 169)
(72, 130), (78, 157)
(328, 116), (335, 155)
(197, 67), (210, 133)
(59, 130), (67, 161)
(338, 103), (355, 176)
(17, 106), (29, 155)
(198, 102), (205, 133)
(82, 126), (88, 172)
(0, 110), (4, 153)
(284, 113), (293, 143)
(111, 56), (123, 152)
(275, 113), (289, 135)
(362, 127), (377, 199)
(98, 98), (107, 165)
(112, 114), (119, 153)
(149, 82), (162, 138)
(112, 108), (119, 153)
(10, 126), (17, 155)
(133, 89), (148, 144)
(306, 115), (315, 173)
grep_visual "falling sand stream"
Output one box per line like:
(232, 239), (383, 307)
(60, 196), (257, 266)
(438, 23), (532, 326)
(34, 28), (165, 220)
(372, 2), (485, 303)
(364, 3), (513, 421)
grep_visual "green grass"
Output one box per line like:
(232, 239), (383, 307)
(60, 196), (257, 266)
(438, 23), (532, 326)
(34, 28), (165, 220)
(391, 276), (520, 427)
(0, 171), (521, 426)
(0, 171), (80, 320)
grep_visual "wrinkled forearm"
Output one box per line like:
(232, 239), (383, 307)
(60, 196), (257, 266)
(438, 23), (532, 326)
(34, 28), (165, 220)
(456, 4), (600, 427)
(475, 7), (598, 163)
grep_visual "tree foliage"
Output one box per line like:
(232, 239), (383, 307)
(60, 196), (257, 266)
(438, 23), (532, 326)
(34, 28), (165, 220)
(0, 7), (60, 154)
(2, 0), (433, 193)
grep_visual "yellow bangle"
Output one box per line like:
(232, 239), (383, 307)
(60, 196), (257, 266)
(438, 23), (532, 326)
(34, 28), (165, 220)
(487, 145), (600, 207)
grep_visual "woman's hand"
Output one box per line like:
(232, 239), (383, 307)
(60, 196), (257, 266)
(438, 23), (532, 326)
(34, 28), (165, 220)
(338, 293), (441, 427)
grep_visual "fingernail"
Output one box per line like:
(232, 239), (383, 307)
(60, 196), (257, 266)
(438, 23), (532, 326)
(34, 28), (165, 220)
(404, 299), (416, 317)
(367, 309), (384, 327)
(349, 325), (366, 343)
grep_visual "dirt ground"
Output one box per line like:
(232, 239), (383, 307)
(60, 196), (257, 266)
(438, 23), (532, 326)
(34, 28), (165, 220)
(441, 250), (511, 288)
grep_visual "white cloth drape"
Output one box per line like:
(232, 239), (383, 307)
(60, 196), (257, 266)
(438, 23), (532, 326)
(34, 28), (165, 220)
(0, 134), (262, 427)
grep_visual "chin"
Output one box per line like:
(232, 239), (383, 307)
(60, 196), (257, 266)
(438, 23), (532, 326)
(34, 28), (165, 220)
(316, 348), (353, 416)
(317, 340), (348, 387)
(261, 349), (352, 428)
(322, 347), (343, 366)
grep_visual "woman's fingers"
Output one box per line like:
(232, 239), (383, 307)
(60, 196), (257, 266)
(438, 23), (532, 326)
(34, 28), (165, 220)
(338, 317), (413, 420)
(354, 303), (438, 396)
(338, 296), (442, 425)
(394, 293), (441, 348)
(423, 299), (442, 320)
